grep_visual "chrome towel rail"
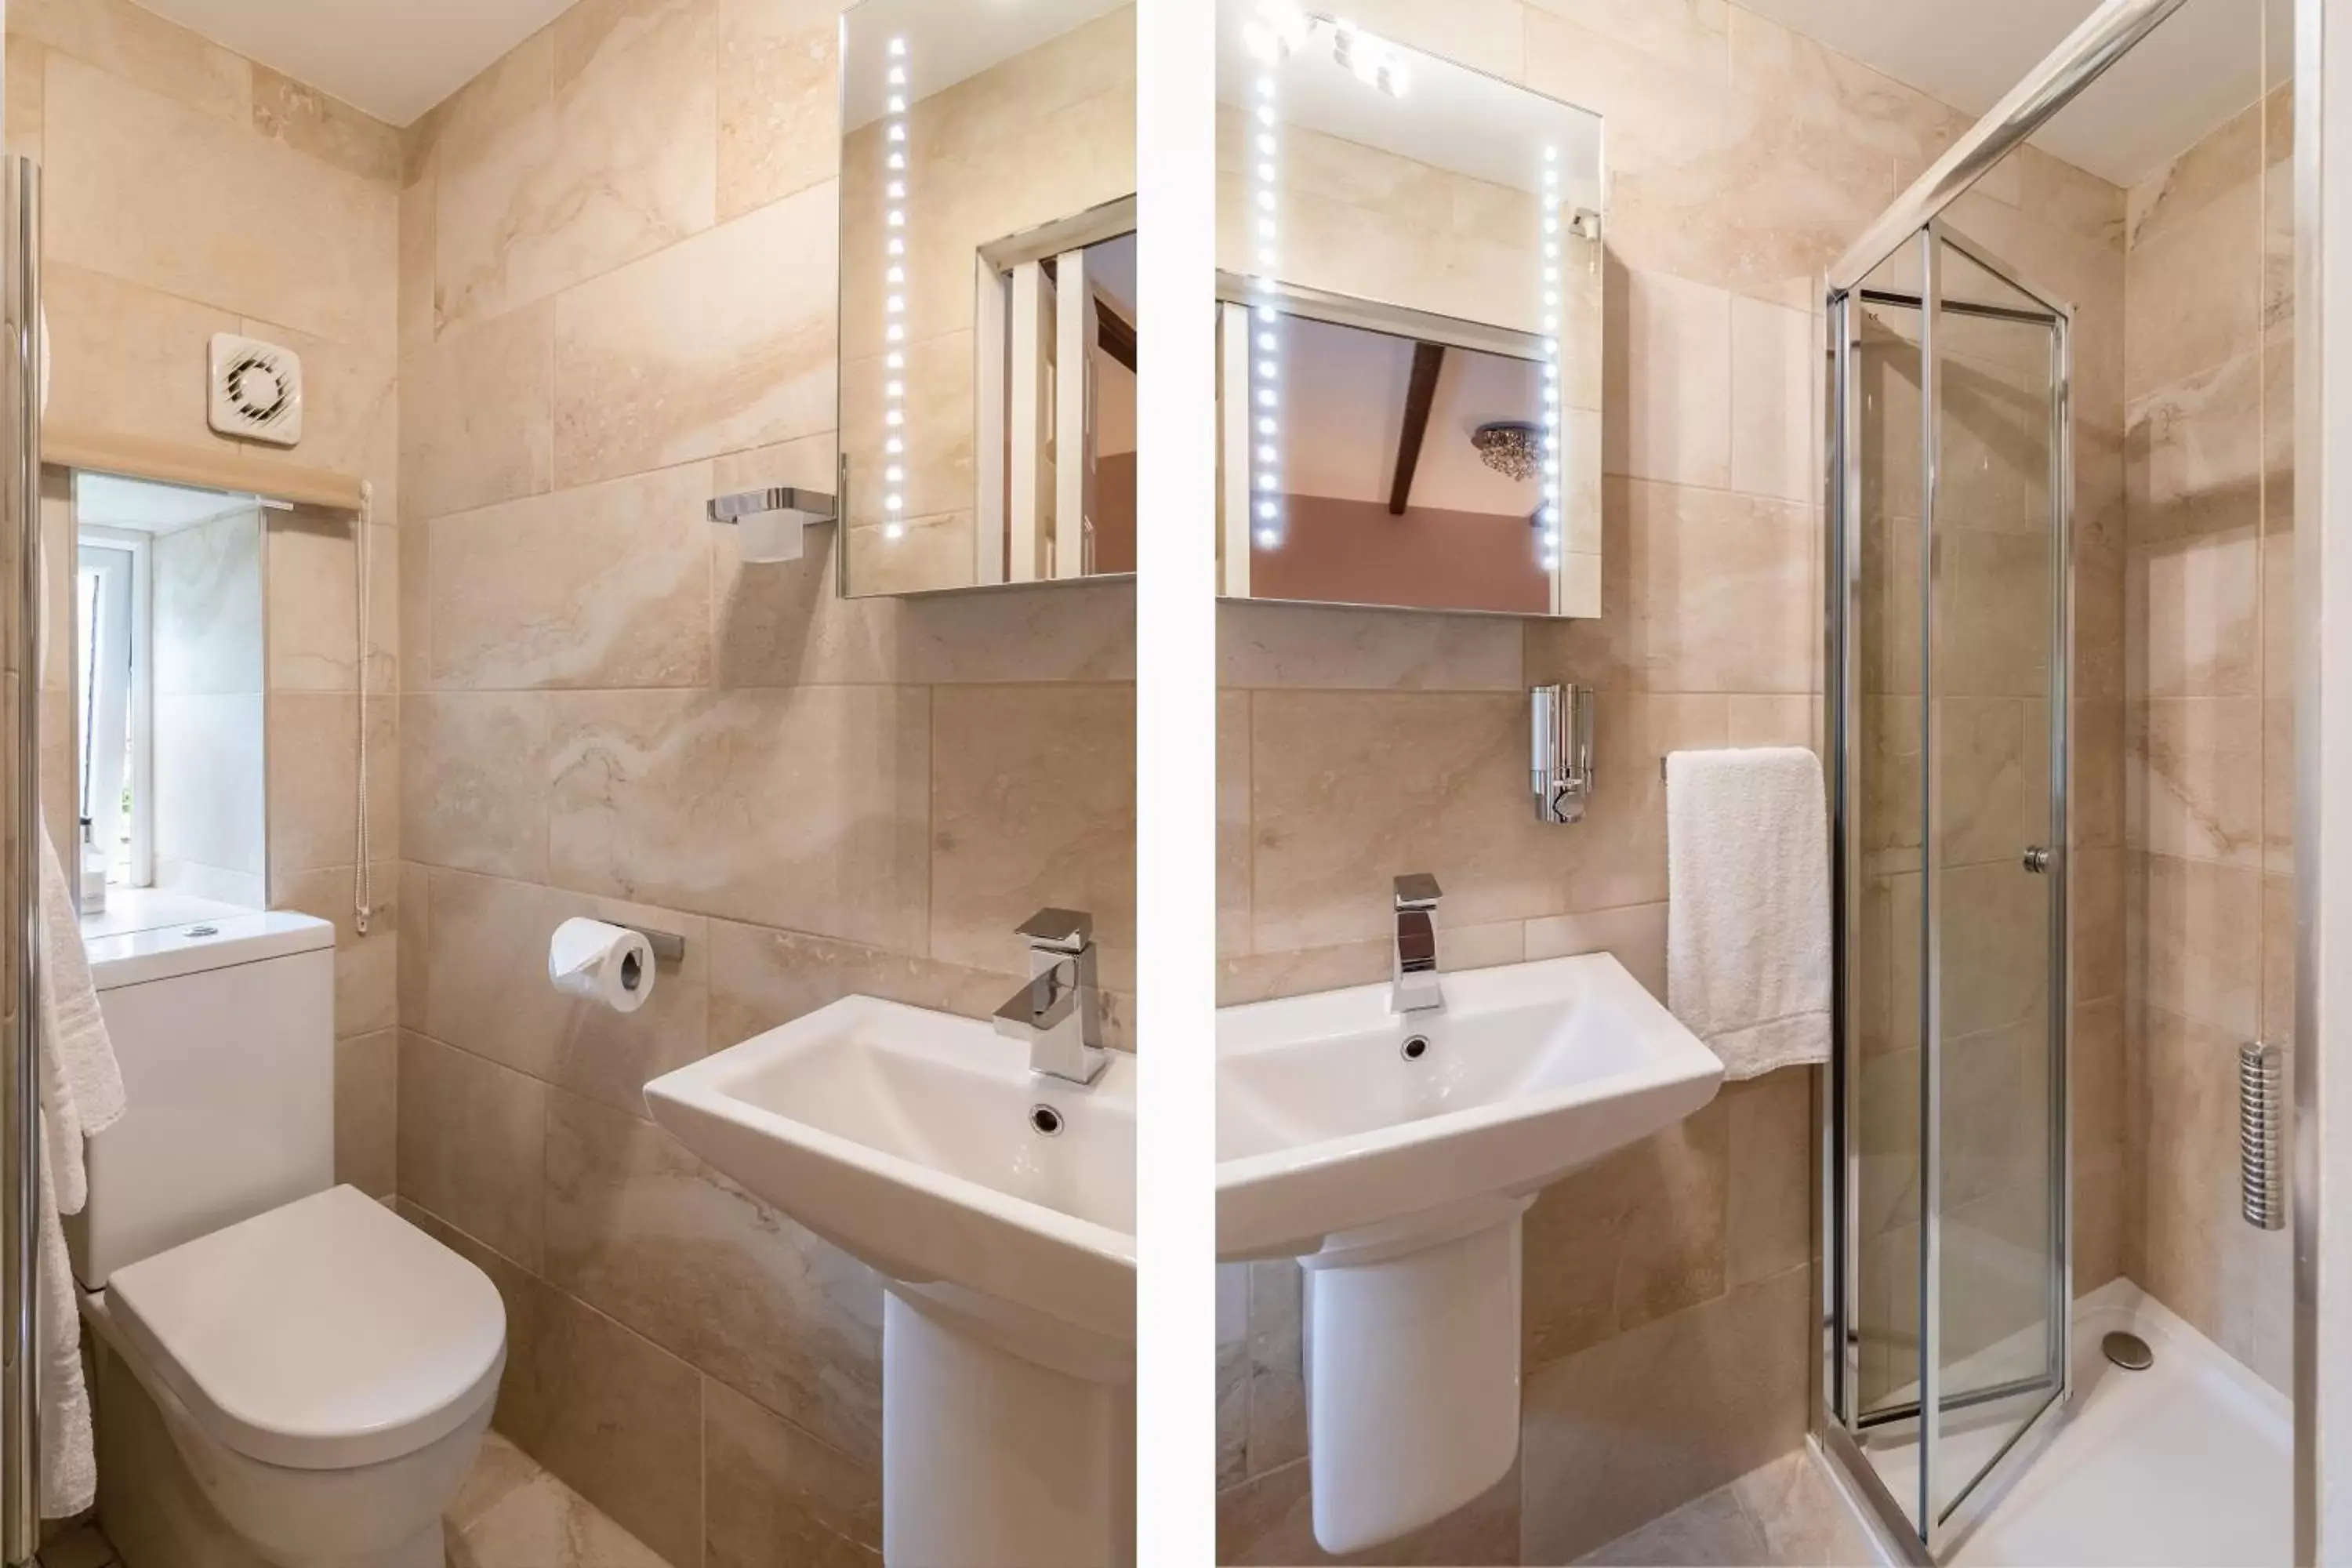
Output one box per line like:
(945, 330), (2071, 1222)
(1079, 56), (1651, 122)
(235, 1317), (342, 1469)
(2, 154), (41, 1566)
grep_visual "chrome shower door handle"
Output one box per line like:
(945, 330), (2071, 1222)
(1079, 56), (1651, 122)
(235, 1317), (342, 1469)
(2022, 846), (2053, 874)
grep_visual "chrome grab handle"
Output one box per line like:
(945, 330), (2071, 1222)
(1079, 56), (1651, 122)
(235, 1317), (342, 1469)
(2241, 1041), (2286, 1231)
(2022, 846), (2052, 874)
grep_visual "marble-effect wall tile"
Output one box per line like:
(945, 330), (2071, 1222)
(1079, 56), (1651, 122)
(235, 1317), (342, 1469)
(386, 8), (1138, 1560)
(430, 464), (716, 691)
(552, 185), (837, 487)
(545, 685), (931, 950)
(542, 1088), (886, 1465)
(434, 0), (716, 332)
(929, 684), (1138, 985)
(44, 52), (395, 350)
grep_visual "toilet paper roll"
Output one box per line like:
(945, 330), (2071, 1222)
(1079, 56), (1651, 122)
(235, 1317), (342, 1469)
(548, 917), (655, 1014)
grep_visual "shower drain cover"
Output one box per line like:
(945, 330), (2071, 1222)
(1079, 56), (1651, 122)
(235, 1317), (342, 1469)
(2102, 1330), (2154, 1371)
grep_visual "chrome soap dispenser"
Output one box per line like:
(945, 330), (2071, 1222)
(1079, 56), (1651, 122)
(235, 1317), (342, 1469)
(1530, 684), (1595, 825)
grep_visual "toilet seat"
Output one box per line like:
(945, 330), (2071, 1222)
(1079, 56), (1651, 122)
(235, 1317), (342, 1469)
(106, 1185), (506, 1472)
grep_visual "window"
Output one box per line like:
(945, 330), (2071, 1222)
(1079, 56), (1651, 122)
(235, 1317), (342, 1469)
(75, 528), (151, 887)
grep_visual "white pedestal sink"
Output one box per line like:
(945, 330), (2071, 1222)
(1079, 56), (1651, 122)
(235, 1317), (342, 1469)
(644, 996), (1135, 1567)
(1218, 953), (1723, 1554)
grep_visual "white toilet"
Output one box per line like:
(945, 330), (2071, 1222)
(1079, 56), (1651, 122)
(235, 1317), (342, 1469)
(64, 904), (507, 1568)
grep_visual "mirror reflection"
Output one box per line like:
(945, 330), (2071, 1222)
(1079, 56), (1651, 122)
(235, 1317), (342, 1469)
(1214, 2), (1602, 616)
(838, 0), (1138, 597)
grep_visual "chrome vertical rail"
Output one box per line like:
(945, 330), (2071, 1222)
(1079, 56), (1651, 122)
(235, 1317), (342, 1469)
(2295, 0), (2332, 1559)
(1917, 222), (1944, 1550)
(1, 155), (40, 1568)
(1826, 286), (1864, 1432)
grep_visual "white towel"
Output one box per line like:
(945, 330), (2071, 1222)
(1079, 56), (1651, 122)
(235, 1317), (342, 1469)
(35, 823), (122, 1518)
(1665, 747), (1831, 1080)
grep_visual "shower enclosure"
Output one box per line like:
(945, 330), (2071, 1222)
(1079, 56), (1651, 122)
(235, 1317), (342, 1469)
(1824, 214), (2073, 1560)
(1819, 2), (2186, 1556)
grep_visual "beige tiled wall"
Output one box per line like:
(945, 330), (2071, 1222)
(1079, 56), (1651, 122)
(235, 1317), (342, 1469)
(1213, 3), (2127, 1561)
(5, 0), (405, 1203)
(395, 2), (1134, 1563)
(11, 2), (1135, 1562)
(2122, 82), (2295, 1392)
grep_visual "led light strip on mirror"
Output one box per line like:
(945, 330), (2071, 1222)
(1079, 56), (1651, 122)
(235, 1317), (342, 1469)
(882, 34), (910, 542)
(1242, 5), (1298, 551)
(1539, 147), (1563, 577)
(1241, 3), (1414, 556)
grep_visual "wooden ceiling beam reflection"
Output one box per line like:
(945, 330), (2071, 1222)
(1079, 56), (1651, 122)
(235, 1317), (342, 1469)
(1387, 341), (1444, 516)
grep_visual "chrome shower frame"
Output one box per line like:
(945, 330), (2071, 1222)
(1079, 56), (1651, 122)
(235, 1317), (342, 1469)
(1821, 224), (2075, 1567)
(1815, 2), (2188, 1559)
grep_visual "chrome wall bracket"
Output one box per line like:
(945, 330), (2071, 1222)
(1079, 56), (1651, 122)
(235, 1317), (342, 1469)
(706, 487), (837, 525)
(619, 924), (686, 965)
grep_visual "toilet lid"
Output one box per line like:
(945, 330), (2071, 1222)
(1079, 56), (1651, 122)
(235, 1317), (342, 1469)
(107, 1185), (507, 1471)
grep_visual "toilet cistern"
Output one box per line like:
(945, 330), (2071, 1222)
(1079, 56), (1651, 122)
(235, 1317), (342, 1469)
(993, 907), (1108, 1084)
(1389, 873), (1444, 1015)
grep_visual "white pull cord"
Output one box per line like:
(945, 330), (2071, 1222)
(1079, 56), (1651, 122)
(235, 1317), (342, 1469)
(353, 481), (373, 936)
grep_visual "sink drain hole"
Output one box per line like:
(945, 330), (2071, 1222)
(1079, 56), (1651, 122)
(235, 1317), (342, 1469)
(1029, 1105), (1064, 1137)
(1400, 1035), (1431, 1062)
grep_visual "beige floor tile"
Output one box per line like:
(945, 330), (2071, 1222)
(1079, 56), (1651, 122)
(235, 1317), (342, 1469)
(1575, 1483), (1769, 1566)
(35, 1523), (120, 1568)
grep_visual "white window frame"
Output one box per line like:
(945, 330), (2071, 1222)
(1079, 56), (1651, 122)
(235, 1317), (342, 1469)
(974, 196), (1136, 586)
(77, 524), (153, 888)
(1007, 256), (1059, 583)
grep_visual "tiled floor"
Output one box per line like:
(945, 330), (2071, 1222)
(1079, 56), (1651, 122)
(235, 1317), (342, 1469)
(33, 1522), (118, 1568)
(38, 1431), (669, 1568)
(449, 1432), (674, 1567)
(1577, 1449), (1886, 1567)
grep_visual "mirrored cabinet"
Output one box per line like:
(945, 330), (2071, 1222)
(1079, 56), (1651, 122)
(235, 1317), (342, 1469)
(1214, 2), (1603, 617)
(838, 0), (1138, 597)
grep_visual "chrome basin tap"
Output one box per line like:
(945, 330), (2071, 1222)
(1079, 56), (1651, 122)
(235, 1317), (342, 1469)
(1390, 873), (1444, 1015)
(993, 907), (1108, 1084)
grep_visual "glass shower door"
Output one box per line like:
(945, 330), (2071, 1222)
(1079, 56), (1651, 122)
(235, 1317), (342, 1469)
(1832, 218), (2071, 1557)
(1922, 223), (2069, 1538)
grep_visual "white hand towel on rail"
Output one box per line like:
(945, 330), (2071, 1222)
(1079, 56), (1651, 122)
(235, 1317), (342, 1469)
(1664, 747), (1831, 1080)
(35, 822), (123, 1518)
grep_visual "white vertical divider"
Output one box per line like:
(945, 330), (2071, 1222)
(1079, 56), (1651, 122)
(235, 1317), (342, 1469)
(1134, 0), (1214, 1560)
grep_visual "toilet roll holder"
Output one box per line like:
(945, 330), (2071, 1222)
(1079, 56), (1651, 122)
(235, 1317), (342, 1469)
(619, 924), (687, 964)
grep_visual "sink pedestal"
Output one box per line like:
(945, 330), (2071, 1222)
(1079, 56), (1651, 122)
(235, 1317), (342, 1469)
(884, 1288), (1136, 1568)
(1299, 1195), (1533, 1554)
